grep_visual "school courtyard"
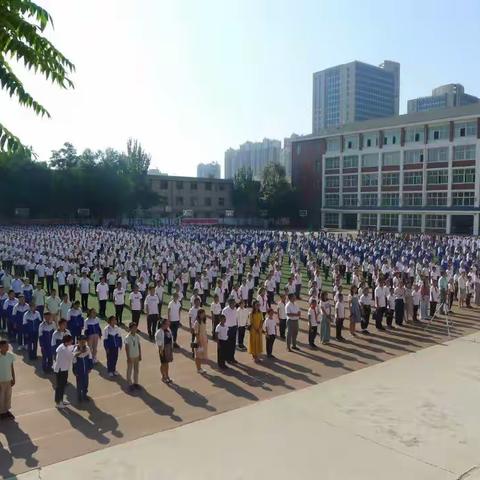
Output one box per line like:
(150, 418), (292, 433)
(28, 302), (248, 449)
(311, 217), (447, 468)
(1, 284), (480, 479)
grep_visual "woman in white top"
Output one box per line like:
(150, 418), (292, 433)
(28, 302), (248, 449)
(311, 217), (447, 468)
(319, 291), (332, 344)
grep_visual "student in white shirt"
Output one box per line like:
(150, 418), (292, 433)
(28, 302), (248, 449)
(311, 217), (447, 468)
(277, 293), (287, 339)
(215, 315), (228, 369)
(319, 291), (332, 344)
(236, 299), (249, 350)
(167, 292), (182, 348)
(113, 281), (125, 325)
(210, 294), (222, 338)
(307, 298), (319, 348)
(96, 277), (109, 319)
(145, 286), (160, 341)
(54, 334), (74, 409)
(335, 293), (346, 341)
(78, 273), (91, 312)
(129, 286), (143, 326)
(263, 308), (277, 358)
(285, 293), (300, 351)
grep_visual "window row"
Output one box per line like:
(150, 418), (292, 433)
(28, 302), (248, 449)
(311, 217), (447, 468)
(358, 214), (447, 230)
(175, 196), (225, 206)
(158, 180), (224, 191)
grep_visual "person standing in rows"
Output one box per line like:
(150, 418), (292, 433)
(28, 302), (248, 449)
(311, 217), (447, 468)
(248, 301), (263, 362)
(79, 273), (91, 312)
(319, 291), (332, 345)
(236, 299), (248, 350)
(96, 277), (109, 319)
(263, 308), (277, 358)
(285, 293), (300, 351)
(84, 308), (101, 363)
(0, 340), (16, 420)
(129, 285), (143, 326)
(125, 322), (141, 392)
(359, 287), (371, 334)
(46, 289), (61, 324)
(113, 281), (125, 325)
(168, 292), (181, 348)
(155, 318), (173, 383)
(23, 301), (41, 360)
(307, 298), (319, 348)
(103, 316), (122, 377)
(54, 334), (74, 409)
(277, 293), (287, 340)
(67, 300), (84, 344)
(374, 279), (387, 331)
(145, 286), (160, 341)
(72, 335), (93, 402)
(192, 309), (208, 374)
(39, 312), (55, 373)
(222, 297), (238, 364)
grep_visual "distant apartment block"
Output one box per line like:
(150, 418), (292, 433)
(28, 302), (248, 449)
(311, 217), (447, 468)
(197, 162), (221, 179)
(224, 138), (282, 180)
(407, 84), (479, 113)
(313, 60), (400, 134)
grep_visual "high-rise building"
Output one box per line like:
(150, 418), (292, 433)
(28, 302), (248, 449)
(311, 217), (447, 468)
(312, 60), (400, 134)
(197, 162), (221, 179)
(224, 138), (282, 180)
(281, 134), (300, 180)
(407, 84), (479, 113)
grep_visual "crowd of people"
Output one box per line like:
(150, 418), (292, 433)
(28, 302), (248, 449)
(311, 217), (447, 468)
(0, 225), (479, 419)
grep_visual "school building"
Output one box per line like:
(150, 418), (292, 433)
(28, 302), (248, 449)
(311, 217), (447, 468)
(291, 103), (480, 234)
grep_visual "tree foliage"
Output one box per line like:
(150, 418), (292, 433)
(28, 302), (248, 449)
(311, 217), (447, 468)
(232, 166), (261, 217)
(0, 0), (75, 151)
(0, 139), (160, 219)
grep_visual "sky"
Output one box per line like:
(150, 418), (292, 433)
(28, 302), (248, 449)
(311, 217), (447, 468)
(1, 0), (480, 176)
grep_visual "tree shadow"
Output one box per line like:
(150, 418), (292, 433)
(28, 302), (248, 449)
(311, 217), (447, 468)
(0, 420), (39, 478)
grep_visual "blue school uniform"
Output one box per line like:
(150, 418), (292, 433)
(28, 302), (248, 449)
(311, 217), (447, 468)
(67, 308), (84, 343)
(103, 325), (123, 373)
(23, 309), (41, 359)
(84, 318), (102, 337)
(39, 321), (55, 371)
(3, 298), (18, 340)
(72, 346), (93, 401)
(23, 285), (33, 303)
(0, 293), (8, 331)
(12, 302), (29, 345)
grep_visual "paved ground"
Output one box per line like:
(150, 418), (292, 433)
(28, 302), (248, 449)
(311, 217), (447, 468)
(1, 293), (479, 479)
(12, 328), (480, 480)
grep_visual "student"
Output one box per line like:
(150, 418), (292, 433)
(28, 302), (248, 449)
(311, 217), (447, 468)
(319, 291), (332, 345)
(113, 281), (125, 325)
(72, 335), (93, 402)
(67, 270), (78, 303)
(386, 287), (395, 329)
(359, 287), (372, 334)
(67, 301), (84, 344)
(263, 308), (277, 358)
(248, 301), (263, 362)
(285, 293), (300, 351)
(22, 278), (33, 304)
(129, 285), (143, 326)
(3, 290), (17, 340)
(33, 282), (46, 320)
(125, 322), (142, 391)
(23, 301), (41, 360)
(277, 293), (287, 339)
(84, 308), (102, 363)
(103, 316), (123, 377)
(222, 297), (238, 364)
(215, 314), (228, 370)
(145, 286), (160, 340)
(192, 309), (209, 374)
(0, 340), (15, 419)
(210, 294), (222, 338)
(39, 312), (55, 372)
(335, 293), (346, 341)
(51, 319), (71, 359)
(0, 287), (7, 333)
(78, 273), (91, 312)
(189, 298), (201, 358)
(96, 277), (109, 319)
(236, 299), (248, 350)
(307, 298), (319, 348)
(59, 294), (72, 321)
(412, 284), (421, 323)
(167, 292), (182, 348)
(155, 318), (173, 383)
(12, 295), (29, 349)
(56, 267), (66, 298)
(54, 334), (74, 409)
(46, 289), (61, 324)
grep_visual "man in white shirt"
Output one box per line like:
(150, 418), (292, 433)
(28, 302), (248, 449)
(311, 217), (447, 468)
(113, 281), (125, 325)
(167, 292), (181, 348)
(285, 293), (300, 351)
(129, 285), (143, 326)
(236, 299), (249, 350)
(96, 277), (109, 319)
(78, 273), (91, 312)
(374, 280), (387, 331)
(54, 334), (74, 409)
(145, 286), (160, 340)
(221, 297), (238, 364)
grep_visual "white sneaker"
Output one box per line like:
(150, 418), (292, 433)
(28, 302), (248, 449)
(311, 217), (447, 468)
(62, 399), (71, 406)
(56, 402), (66, 409)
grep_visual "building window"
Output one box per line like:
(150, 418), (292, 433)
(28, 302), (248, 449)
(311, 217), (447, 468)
(160, 180), (168, 189)
(380, 214), (399, 228)
(382, 151), (400, 166)
(219, 184), (225, 191)
(383, 130), (400, 146)
(402, 214), (421, 228)
(176, 181), (184, 190)
(404, 149), (424, 165)
(452, 168), (475, 184)
(427, 169), (449, 185)
(427, 147), (448, 163)
(360, 213), (377, 228)
(454, 145), (476, 161)
(345, 136), (358, 150)
(404, 171), (423, 185)
(426, 191), (448, 206)
(361, 173), (378, 187)
(425, 215), (446, 230)
(190, 182), (198, 190)
(364, 134), (378, 148)
(343, 155), (358, 169)
(406, 127), (425, 143)
(382, 172), (399, 186)
(218, 197), (225, 206)
(325, 156), (340, 169)
(361, 153), (379, 168)
(324, 212), (339, 227)
(326, 138), (341, 152)
(454, 121), (477, 138)
(361, 193), (378, 207)
(343, 175), (358, 188)
(190, 197), (198, 206)
(403, 193), (423, 206)
(176, 196), (184, 206)
(452, 191), (475, 206)
(343, 194), (358, 207)
(325, 194), (339, 207)
(204, 197), (212, 206)
(430, 124), (449, 141)
(205, 182), (212, 191)
(381, 193), (399, 207)
(325, 176), (340, 188)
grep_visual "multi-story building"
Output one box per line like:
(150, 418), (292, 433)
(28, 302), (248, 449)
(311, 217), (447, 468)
(148, 174), (233, 219)
(312, 60), (400, 134)
(224, 138), (282, 180)
(408, 84), (479, 113)
(292, 103), (480, 234)
(281, 134), (300, 180)
(197, 162), (221, 179)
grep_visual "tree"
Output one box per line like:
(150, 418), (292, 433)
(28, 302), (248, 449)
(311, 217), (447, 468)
(232, 166), (261, 217)
(261, 162), (299, 219)
(50, 142), (79, 169)
(0, 0), (75, 152)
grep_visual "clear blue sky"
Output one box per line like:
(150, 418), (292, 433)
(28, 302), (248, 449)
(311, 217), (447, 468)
(1, 0), (479, 176)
